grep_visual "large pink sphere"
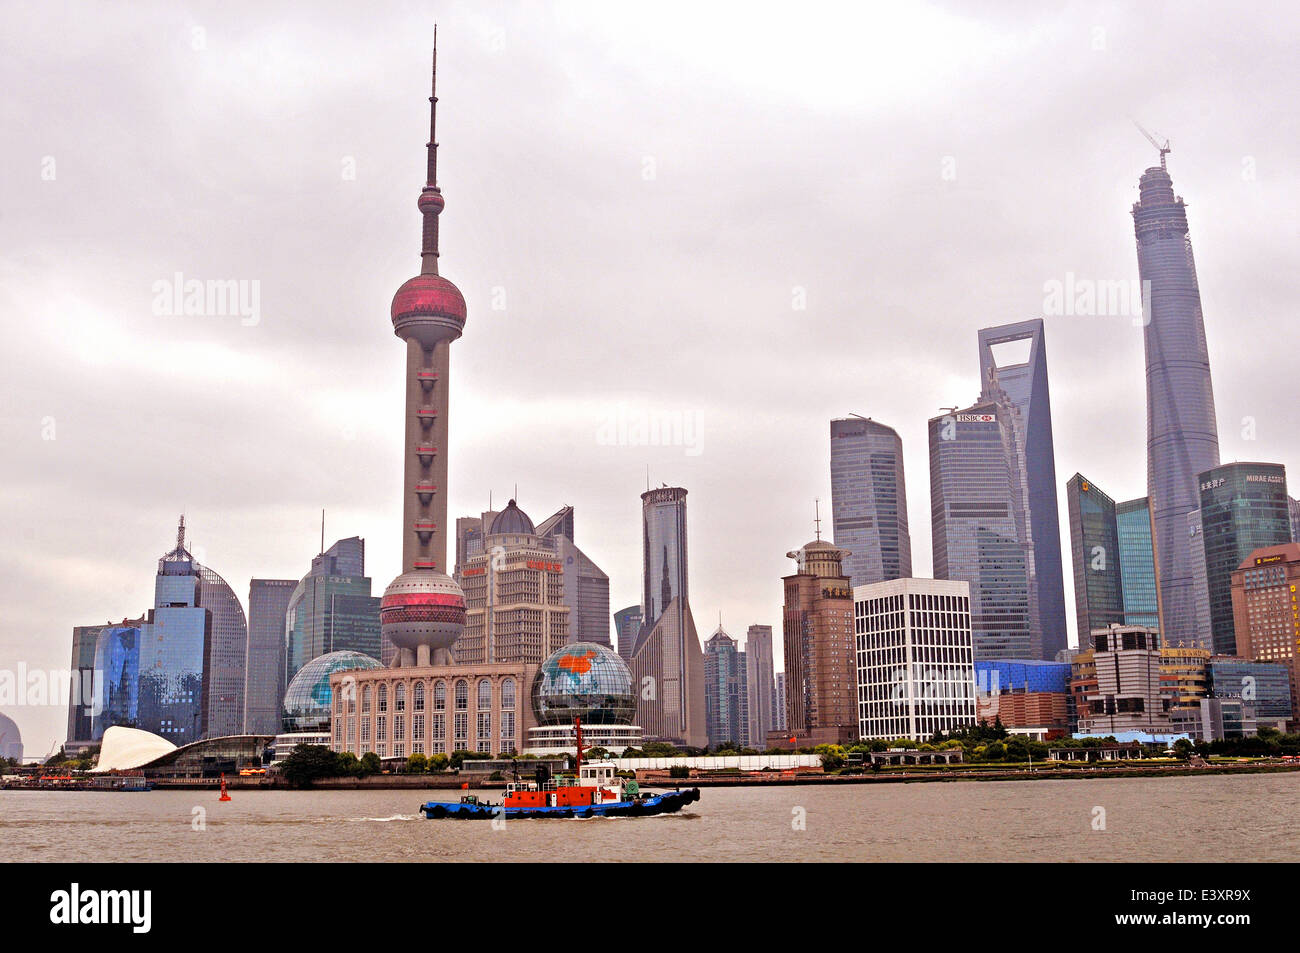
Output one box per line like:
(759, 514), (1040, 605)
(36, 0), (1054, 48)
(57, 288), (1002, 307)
(381, 570), (466, 656)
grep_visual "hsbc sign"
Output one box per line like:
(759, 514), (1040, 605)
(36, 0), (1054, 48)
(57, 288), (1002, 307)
(956, 413), (996, 423)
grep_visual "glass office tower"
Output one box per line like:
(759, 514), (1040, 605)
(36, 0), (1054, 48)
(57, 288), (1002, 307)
(1066, 474), (1125, 639)
(138, 541), (211, 742)
(1197, 462), (1291, 655)
(244, 578), (296, 734)
(285, 537), (382, 684)
(929, 402), (1033, 659)
(829, 416), (911, 587)
(1132, 161), (1221, 645)
(1116, 497), (1159, 630)
(91, 624), (141, 739)
(978, 319), (1068, 660)
(66, 625), (105, 747)
(195, 562), (247, 738)
(703, 627), (749, 749)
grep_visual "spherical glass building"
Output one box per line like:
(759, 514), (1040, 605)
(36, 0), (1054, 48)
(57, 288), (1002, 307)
(282, 651), (382, 733)
(531, 642), (635, 727)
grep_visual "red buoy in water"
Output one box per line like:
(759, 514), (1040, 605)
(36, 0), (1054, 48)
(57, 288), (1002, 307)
(219, 773), (231, 801)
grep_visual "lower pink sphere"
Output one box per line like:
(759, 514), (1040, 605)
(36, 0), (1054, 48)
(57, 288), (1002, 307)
(381, 570), (466, 657)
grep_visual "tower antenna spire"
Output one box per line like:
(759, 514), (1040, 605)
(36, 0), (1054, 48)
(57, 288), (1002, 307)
(814, 498), (823, 541)
(419, 26), (445, 275)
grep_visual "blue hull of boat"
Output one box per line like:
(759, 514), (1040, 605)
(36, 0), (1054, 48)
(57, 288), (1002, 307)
(420, 787), (700, 819)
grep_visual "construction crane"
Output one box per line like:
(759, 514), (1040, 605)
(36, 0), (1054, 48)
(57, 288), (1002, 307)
(1133, 120), (1171, 170)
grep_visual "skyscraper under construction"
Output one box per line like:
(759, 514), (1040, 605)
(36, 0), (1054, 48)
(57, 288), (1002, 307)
(1132, 150), (1220, 644)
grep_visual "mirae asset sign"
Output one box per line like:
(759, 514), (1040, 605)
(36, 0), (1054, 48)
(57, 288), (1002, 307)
(49, 884), (151, 934)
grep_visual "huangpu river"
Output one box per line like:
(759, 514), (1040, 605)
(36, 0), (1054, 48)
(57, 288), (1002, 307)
(4, 773), (1298, 862)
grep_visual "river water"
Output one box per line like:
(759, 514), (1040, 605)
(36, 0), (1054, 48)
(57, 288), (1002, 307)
(3, 773), (1297, 862)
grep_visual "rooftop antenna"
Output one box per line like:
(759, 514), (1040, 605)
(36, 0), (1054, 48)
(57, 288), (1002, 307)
(1132, 120), (1171, 171)
(320, 509), (325, 556)
(814, 499), (822, 541)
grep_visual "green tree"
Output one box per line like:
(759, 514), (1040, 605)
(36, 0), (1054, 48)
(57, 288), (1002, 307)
(282, 744), (342, 788)
(406, 752), (428, 774)
(359, 751), (382, 776)
(337, 752), (362, 776)
(814, 744), (846, 772)
(1172, 738), (1194, 761)
(429, 753), (450, 772)
(984, 741), (1006, 762)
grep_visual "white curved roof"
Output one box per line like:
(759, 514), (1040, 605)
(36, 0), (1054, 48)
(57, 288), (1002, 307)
(92, 726), (176, 772)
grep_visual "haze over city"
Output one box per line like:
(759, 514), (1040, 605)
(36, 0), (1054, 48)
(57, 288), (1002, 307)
(2, 1), (1297, 756)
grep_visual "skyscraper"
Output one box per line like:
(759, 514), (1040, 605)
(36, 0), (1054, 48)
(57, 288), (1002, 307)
(782, 539), (857, 744)
(978, 319), (1067, 659)
(285, 537), (382, 683)
(137, 522), (211, 742)
(457, 500), (570, 666)
(1116, 497), (1159, 629)
(536, 505), (612, 646)
(1197, 462), (1291, 655)
(631, 487), (705, 748)
(928, 402), (1034, 659)
(744, 623), (775, 748)
(613, 605), (642, 664)
(1066, 474), (1125, 639)
(703, 626), (749, 748)
(91, 622), (141, 740)
(1289, 496), (1300, 543)
(195, 558), (248, 738)
(244, 578), (296, 734)
(1185, 508), (1213, 649)
(66, 625), (105, 748)
(1231, 543), (1300, 716)
(829, 416), (911, 586)
(855, 578), (976, 741)
(639, 486), (689, 632)
(379, 36), (469, 670)
(1132, 157), (1221, 644)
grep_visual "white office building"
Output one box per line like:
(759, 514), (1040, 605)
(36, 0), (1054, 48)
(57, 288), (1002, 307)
(854, 578), (977, 740)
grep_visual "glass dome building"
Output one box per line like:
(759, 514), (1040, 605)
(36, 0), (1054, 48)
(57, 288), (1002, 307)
(282, 651), (382, 733)
(530, 642), (635, 726)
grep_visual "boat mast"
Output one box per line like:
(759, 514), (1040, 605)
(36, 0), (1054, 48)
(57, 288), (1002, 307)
(574, 716), (584, 778)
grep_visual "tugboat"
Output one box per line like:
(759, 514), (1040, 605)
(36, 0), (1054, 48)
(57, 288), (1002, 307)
(419, 718), (700, 820)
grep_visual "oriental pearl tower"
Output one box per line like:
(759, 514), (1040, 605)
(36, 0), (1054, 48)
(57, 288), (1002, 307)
(381, 35), (467, 668)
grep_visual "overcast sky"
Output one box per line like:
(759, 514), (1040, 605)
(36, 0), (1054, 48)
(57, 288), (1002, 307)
(3, 1), (1297, 756)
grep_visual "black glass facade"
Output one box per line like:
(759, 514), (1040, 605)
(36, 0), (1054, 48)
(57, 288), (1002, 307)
(1067, 474), (1125, 640)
